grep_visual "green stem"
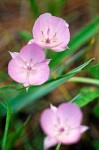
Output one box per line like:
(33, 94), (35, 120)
(55, 143), (61, 150)
(2, 104), (11, 150)
(69, 77), (99, 86)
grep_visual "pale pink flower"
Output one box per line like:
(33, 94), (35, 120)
(40, 103), (88, 149)
(8, 43), (50, 87)
(29, 13), (70, 52)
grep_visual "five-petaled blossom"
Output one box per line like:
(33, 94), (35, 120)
(28, 13), (70, 52)
(8, 43), (50, 87)
(40, 103), (88, 149)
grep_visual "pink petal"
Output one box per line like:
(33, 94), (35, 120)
(28, 39), (34, 44)
(56, 23), (70, 46)
(57, 103), (83, 127)
(33, 41), (66, 50)
(33, 13), (52, 41)
(50, 104), (57, 113)
(19, 43), (45, 64)
(28, 63), (50, 85)
(57, 125), (88, 144)
(49, 16), (69, 33)
(8, 57), (27, 83)
(44, 136), (58, 150)
(80, 126), (89, 133)
(9, 51), (19, 58)
(32, 44), (56, 50)
(43, 59), (51, 64)
(57, 127), (81, 144)
(40, 108), (58, 136)
(51, 45), (68, 52)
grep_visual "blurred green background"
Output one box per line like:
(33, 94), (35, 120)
(0, 0), (99, 150)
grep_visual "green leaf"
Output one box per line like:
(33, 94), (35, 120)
(2, 103), (11, 150)
(71, 87), (99, 107)
(55, 144), (61, 150)
(0, 58), (94, 114)
(0, 71), (8, 83)
(65, 58), (94, 76)
(93, 140), (99, 150)
(46, 0), (65, 16)
(32, 128), (44, 150)
(88, 63), (99, 79)
(29, 0), (40, 18)
(69, 77), (99, 86)
(50, 16), (99, 68)
(6, 116), (30, 150)
(93, 102), (99, 117)
(55, 45), (91, 75)
(18, 31), (32, 42)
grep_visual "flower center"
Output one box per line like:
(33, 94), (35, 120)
(22, 60), (35, 72)
(27, 66), (32, 71)
(41, 29), (57, 45)
(45, 38), (50, 44)
(59, 127), (65, 133)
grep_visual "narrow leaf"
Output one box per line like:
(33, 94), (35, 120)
(7, 116), (31, 150)
(71, 87), (99, 107)
(18, 31), (32, 42)
(2, 103), (11, 150)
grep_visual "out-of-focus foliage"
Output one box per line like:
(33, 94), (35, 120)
(0, 0), (99, 150)
(6, 116), (30, 150)
(72, 87), (99, 107)
(93, 141), (99, 150)
(93, 102), (99, 117)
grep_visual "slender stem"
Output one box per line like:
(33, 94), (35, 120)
(2, 104), (11, 150)
(55, 143), (61, 150)
(69, 77), (99, 86)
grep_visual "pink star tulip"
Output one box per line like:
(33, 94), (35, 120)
(28, 13), (70, 52)
(8, 43), (50, 87)
(40, 103), (88, 149)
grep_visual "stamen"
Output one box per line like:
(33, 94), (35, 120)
(47, 28), (50, 35)
(59, 127), (65, 132)
(27, 66), (32, 71)
(41, 31), (44, 36)
(46, 38), (50, 43)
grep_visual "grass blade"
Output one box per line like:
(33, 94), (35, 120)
(29, 0), (40, 18)
(69, 77), (99, 86)
(7, 116), (31, 150)
(2, 103), (11, 150)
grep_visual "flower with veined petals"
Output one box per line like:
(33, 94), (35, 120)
(8, 43), (50, 88)
(28, 13), (70, 52)
(40, 103), (88, 149)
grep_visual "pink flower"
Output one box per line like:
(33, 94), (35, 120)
(40, 103), (88, 149)
(8, 43), (50, 87)
(29, 13), (70, 52)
